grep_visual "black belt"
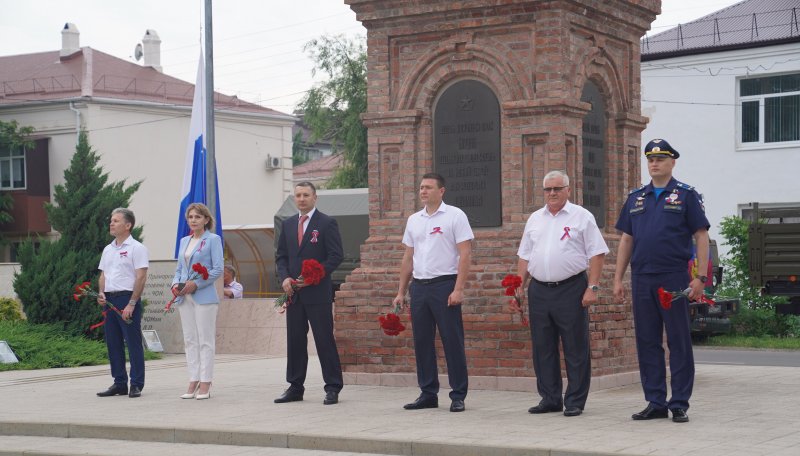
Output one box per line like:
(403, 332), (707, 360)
(105, 290), (132, 298)
(532, 272), (585, 288)
(413, 274), (458, 285)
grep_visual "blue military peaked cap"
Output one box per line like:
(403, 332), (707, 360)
(644, 138), (680, 158)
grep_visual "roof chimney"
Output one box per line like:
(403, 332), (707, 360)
(141, 29), (162, 72)
(60, 23), (80, 58)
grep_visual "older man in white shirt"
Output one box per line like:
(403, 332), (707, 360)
(223, 265), (244, 299)
(515, 170), (608, 417)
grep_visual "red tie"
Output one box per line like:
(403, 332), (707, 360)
(298, 215), (308, 246)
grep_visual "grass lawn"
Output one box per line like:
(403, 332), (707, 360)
(697, 334), (800, 350)
(0, 320), (161, 371)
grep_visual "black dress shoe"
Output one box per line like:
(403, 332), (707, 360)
(563, 406), (582, 417)
(528, 403), (563, 414)
(632, 404), (669, 420)
(128, 386), (142, 398)
(671, 408), (689, 423)
(403, 395), (438, 410)
(97, 384), (128, 397)
(323, 391), (339, 405)
(274, 389), (304, 403)
(450, 399), (465, 412)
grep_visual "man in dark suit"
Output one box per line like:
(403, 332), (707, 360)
(275, 181), (344, 405)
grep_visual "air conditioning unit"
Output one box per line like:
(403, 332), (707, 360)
(266, 155), (281, 170)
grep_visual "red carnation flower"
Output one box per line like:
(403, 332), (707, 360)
(274, 259), (326, 313)
(501, 274), (527, 326)
(379, 305), (406, 336)
(657, 287), (673, 310)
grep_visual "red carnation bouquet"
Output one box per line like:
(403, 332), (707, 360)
(657, 287), (716, 310)
(502, 274), (528, 326)
(379, 304), (406, 336)
(73, 281), (132, 330)
(165, 262), (210, 312)
(275, 259), (326, 313)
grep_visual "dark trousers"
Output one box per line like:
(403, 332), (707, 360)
(631, 271), (694, 410)
(104, 292), (145, 388)
(285, 296), (343, 394)
(528, 274), (590, 409)
(409, 279), (468, 401)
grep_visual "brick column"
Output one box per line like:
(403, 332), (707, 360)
(339, 0), (660, 390)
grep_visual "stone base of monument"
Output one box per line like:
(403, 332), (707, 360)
(215, 299), (316, 357)
(343, 370), (641, 393)
(141, 261), (316, 356)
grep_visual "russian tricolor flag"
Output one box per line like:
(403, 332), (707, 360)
(174, 52), (223, 258)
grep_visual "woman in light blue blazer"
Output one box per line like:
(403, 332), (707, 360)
(171, 203), (223, 400)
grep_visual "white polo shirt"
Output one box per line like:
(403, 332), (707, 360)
(402, 202), (474, 279)
(517, 201), (608, 283)
(98, 235), (149, 292)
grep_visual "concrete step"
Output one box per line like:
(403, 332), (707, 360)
(0, 436), (392, 456)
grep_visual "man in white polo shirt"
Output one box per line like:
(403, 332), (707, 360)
(96, 208), (149, 398)
(393, 172), (474, 413)
(515, 170), (608, 417)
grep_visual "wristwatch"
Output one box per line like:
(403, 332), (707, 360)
(128, 300), (137, 307)
(588, 284), (600, 292)
(698, 276), (708, 284)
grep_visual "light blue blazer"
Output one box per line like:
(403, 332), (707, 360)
(172, 231), (224, 305)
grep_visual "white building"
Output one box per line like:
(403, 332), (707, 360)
(641, 0), (800, 253)
(0, 24), (296, 296)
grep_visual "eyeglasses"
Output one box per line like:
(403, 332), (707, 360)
(543, 186), (567, 193)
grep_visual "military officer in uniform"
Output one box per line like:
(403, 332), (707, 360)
(613, 139), (710, 423)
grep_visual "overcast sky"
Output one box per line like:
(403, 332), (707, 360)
(0, 0), (743, 113)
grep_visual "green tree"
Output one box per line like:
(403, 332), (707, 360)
(14, 131), (142, 336)
(0, 120), (35, 244)
(291, 130), (310, 167)
(717, 215), (786, 310)
(297, 34), (367, 188)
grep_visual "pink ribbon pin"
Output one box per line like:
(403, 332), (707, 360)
(560, 227), (571, 240)
(310, 230), (319, 243)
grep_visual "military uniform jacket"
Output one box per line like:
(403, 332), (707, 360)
(615, 177), (710, 274)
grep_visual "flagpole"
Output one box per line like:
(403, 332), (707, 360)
(204, 0), (217, 219)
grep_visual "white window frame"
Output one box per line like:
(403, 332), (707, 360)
(737, 73), (800, 151)
(0, 145), (27, 190)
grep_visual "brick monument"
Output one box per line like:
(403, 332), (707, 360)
(337, 0), (661, 390)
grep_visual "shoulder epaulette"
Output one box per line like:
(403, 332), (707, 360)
(675, 181), (695, 191)
(628, 185), (646, 195)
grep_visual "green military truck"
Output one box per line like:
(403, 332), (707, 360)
(747, 203), (800, 315)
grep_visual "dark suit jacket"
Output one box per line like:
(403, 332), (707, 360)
(276, 209), (343, 305)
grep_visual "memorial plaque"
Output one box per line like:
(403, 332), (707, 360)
(140, 260), (184, 353)
(581, 82), (607, 228)
(434, 80), (502, 227)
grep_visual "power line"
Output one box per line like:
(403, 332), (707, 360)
(160, 11), (359, 54)
(642, 55), (800, 76)
(642, 98), (740, 107)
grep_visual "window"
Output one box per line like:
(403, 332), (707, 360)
(740, 74), (800, 145)
(0, 146), (26, 190)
